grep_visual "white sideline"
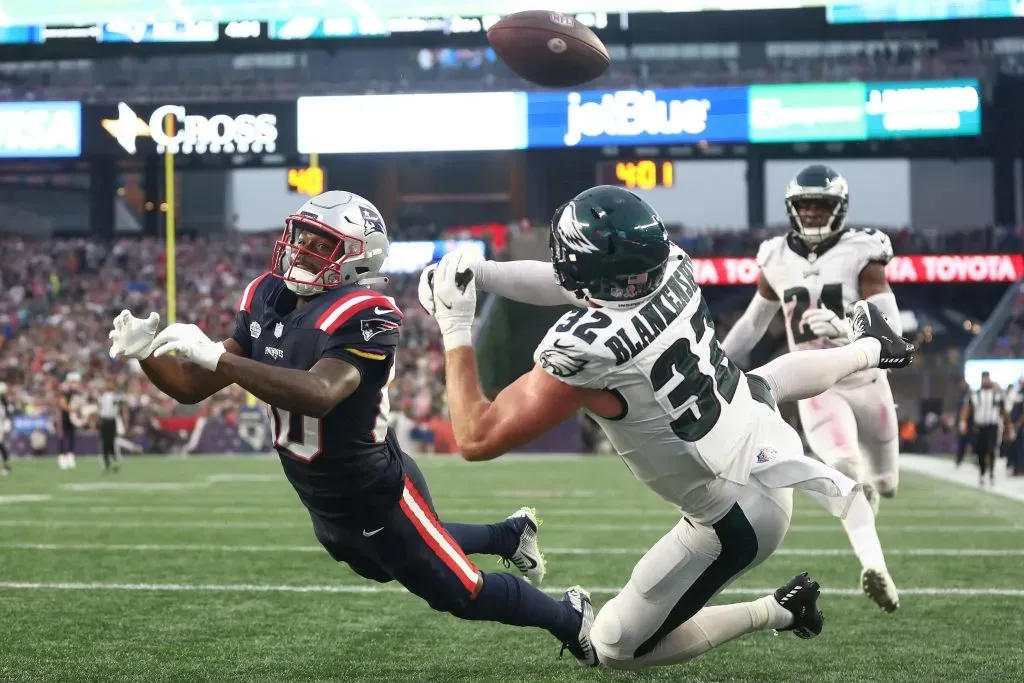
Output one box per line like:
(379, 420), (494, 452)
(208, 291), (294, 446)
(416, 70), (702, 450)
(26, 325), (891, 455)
(1, 581), (1022, 597)
(899, 454), (1024, 504)
(2, 542), (1022, 558)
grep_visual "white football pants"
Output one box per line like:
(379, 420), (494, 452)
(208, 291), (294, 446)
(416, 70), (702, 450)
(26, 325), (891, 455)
(797, 372), (900, 495)
(591, 479), (793, 666)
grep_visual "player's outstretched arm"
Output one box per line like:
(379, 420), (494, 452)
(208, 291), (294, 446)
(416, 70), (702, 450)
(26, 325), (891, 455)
(215, 355), (359, 418)
(720, 275), (780, 368)
(444, 350), (585, 460)
(139, 338), (243, 405)
(418, 258), (583, 314)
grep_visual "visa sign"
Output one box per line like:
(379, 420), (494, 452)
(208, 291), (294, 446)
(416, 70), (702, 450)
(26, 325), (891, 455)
(526, 87), (749, 148)
(0, 101), (81, 158)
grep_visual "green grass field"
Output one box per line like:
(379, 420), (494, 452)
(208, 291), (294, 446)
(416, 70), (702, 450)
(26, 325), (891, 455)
(1, 454), (1022, 682)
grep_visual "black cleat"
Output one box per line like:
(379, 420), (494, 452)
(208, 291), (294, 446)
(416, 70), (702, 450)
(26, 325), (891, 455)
(849, 300), (915, 369)
(773, 572), (824, 639)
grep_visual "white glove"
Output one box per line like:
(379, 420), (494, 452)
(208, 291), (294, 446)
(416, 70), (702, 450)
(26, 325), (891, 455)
(419, 251), (483, 317)
(150, 323), (226, 372)
(801, 305), (853, 343)
(109, 310), (161, 361)
(418, 262), (439, 316)
(432, 250), (478, 349)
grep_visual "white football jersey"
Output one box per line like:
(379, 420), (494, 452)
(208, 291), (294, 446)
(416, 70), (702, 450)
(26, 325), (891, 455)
(534, 251), (789, 515)
(758, 228), (893, 357)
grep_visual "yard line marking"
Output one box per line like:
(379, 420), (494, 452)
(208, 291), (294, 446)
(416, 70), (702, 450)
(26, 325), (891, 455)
(1, 519), (1020, 533)
(2, 543), (1022, 558)
(19, 504), (997, 520)
(1, 581), (1023, 597)
(0, 495), (52, 504)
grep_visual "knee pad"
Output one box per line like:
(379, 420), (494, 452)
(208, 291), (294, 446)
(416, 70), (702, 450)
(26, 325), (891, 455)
(591, 602), (633, 667)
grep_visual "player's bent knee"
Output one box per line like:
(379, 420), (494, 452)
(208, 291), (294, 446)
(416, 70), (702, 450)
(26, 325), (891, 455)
(591, 603), (636, 667)
(874, 472), (898, 498)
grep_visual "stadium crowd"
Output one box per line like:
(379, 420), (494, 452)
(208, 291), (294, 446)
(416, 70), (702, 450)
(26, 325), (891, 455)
(0, 222), (1020, 456)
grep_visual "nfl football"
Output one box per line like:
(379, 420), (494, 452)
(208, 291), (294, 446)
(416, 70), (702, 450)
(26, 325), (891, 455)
(487, 10), (610, 88)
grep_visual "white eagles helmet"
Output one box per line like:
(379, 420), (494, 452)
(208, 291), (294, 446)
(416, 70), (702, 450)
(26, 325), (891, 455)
(271, 191), (390, 297)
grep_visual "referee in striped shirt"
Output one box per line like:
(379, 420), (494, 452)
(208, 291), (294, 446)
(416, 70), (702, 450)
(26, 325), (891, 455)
(98, 379), (128, 472)
(961, 372), (1009, 486)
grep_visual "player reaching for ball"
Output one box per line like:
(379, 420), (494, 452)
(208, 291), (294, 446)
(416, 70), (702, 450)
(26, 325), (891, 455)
(419, 185), (915, 669)
(109, 190), (593, 661)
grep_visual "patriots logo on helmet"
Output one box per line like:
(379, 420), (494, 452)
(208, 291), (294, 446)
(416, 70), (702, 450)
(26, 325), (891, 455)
(359, 206), (386, 236)
(538, 339), (589, 378)
(361, 318), (399, 342)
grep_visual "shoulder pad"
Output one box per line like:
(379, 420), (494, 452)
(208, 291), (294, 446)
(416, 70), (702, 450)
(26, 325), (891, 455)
(844, 227), (894, 266)
(534, 310), (618, 388)
(237, 272), (273, 313)
(755, 235), (787, 270)
(316, 291), (403, 337)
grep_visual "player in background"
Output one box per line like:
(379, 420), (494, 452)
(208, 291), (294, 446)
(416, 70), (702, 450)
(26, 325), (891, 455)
(56, 372), (83, 470)
(108, 191), (593, 661)
(720, 164), (902, 612)
(419, 185), (914, 669)
(0, 382), (12, 475)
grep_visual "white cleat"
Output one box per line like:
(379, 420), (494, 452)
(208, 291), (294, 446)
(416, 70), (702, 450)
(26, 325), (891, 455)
(503, 506), (546, 585)
(861, 567), (900, 613)
(560, 586), (597, 667)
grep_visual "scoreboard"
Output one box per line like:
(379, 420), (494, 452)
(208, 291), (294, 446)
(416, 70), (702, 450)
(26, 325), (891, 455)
(595, 159), (675, 191)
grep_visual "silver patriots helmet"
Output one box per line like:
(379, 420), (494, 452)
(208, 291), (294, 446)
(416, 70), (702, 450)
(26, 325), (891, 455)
(784, 164), (850, 246)
(270, 191), (390, 297)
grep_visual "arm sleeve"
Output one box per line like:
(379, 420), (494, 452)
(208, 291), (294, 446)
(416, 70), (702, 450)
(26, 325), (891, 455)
(475, 260), (585, 308)
(721, 293), (780, 368)
(866, 291), (903, 337)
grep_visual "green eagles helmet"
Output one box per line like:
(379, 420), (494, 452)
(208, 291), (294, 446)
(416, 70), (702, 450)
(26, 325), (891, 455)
(785, 164), (850, 246)
(549, 185), (671, 307)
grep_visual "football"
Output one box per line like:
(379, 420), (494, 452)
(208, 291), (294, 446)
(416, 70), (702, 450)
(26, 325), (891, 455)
(487, 10), (610, 88)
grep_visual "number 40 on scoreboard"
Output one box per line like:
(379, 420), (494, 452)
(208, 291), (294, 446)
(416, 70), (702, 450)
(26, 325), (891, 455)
(596, 159), (675, 191)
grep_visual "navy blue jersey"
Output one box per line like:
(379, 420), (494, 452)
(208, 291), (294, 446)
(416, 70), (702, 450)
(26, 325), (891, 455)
(232, 272), (406, 519)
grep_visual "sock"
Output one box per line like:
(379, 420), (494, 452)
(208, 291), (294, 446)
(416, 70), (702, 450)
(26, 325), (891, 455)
(0, 443), (9, 465)
(620, 599), (785, 670)
(444, 522), (516, 557)
(841, 491), (888, 571)
(454, 571), (579, 642)
(751, 338), (880, 404)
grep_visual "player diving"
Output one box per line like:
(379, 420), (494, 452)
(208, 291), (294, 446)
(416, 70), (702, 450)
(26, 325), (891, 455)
(721, 164), (903, 612)
(418, 184), (915, 669)
(107, 191), (594, 661)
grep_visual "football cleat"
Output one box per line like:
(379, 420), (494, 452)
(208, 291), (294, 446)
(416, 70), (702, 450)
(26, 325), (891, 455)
(559, 586), (598, 666)
(849, 300), (915, 369)
(502, 506), (546, 585)
(773, 572), (824, 639)
(861, 567), (900, 613)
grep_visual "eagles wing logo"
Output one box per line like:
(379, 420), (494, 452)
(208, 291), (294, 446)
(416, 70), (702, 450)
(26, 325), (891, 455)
(557, 201), (600, 254)
(538, 339), (589, 378)
(358, 206), (387, 236)
(361, 318), (399, 341)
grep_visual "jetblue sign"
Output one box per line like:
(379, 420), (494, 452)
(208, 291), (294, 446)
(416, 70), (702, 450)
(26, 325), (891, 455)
(526, 87), (749, 148)
(0, 101), (81, 158)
